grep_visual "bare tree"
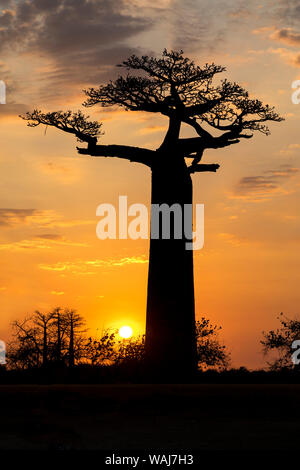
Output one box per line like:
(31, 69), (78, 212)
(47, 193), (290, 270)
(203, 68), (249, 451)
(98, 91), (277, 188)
(7, 308), (86, 369)
(8, 318), (42, 369)
(64, 309), (86, 367)
(21, 50), (283, 377)
(51, 307), (63, 364)
(33, 310), (55, 366)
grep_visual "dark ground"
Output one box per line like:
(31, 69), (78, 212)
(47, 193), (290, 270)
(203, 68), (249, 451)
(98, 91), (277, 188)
(0, 384), (299, 451)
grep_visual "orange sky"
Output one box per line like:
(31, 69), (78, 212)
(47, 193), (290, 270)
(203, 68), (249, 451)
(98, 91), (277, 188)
(1, 0), (300, 368)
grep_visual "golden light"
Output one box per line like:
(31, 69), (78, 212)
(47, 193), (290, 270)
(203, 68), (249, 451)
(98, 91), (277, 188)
(119, 325), (133, 339)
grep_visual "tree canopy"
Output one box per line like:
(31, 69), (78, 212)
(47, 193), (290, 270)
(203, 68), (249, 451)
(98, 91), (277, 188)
(21, 49), (283, 174)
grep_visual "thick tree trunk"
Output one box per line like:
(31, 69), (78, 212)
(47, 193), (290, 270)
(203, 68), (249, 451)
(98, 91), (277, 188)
(145, 157), (197, 379)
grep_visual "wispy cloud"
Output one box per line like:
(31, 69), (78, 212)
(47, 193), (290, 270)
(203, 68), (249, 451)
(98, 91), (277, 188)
(218, 232), (249, 246)
(267, 47), (300, 68)
(280, 144), (300, 156)
(50, 291), (64, 296)
(39, 256), (148, 275)
(0, 208), (94, 229)
(0, 237), (88, 251)
(168, 0), (253, 52)
(0, 103), (28, 119)
(253, 26), (300, 67)
(270, 28), (300, 46)
(0, 0), (153, 101)
(138, 125), (165, 135)
(231, 165), (299, 201)
(38, 161), (81, 184)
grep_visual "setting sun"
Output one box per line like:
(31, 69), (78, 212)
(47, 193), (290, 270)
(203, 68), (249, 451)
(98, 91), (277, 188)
(119, 326), (133, 339)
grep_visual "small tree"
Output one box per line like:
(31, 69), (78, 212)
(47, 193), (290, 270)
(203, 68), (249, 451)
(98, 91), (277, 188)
(196, 317), (230, 370)
(116, 335), (145, 365)
(33, 310), (55, 366)
(83, 330), (117, 366)
(261, 313), (300, 370)
(64, 309), (86, 367)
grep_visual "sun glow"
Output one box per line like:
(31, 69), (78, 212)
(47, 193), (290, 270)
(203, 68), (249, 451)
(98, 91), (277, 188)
(118, 325), (133, 339)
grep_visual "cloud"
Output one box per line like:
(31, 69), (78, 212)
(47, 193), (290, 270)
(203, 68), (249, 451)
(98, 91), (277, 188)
(35, 233), (63, 240)
(266, 46), (300, 68)
(0, 0), (153, 99)
(168, 0), (253, 52)
(271, 0), (300, 26)
(0, 208), (94, 228)
(0, 103), (29, 119)
(280, 144), (300, 156)
(39, 255), (148, 275)
(50, 291), (64, 296)
(270, 28), (300, 46)
(0, 236), (88, 251)
(0, 208), (63, 227)
(0, 0), (265, 103)
(254, 26), (300, 50)
(38, 161), (81, 184)
(218, 232), (249, 246)
(1, 0), (296, 105)
(252, 26), (275, 35)
(231, 165), (299, 201)
(0, 8), (14, 27)
(1, 1), (137, 53)
(138, 125), (166, 135)
(124, 0), (172, 10)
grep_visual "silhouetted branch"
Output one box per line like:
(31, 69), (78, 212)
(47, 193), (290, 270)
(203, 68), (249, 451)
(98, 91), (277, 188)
(77, 144), (154, 166)
(20, 110), (102, 144)
(189, 163), (220, 174)
(201, 97), (284, 136)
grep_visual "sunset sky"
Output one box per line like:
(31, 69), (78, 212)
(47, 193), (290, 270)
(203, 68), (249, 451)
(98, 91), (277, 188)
(1, 0), (300, 368)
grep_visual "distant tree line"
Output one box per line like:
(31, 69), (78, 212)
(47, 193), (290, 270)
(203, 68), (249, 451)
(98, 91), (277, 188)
(6, 308), (230, 372)
(7, 308), (299, 374)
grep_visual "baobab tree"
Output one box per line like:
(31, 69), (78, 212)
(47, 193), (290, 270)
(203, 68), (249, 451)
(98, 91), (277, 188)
(7, 308), (86, 368)
(21, 50), (282, 377)
(33, 309), (55, 366)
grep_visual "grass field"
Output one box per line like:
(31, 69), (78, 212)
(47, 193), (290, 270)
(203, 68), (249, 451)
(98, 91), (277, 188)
(0, 384), (299, 450)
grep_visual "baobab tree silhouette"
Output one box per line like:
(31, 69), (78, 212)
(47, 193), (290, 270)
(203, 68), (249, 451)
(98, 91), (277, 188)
(21, 50), (283, 378)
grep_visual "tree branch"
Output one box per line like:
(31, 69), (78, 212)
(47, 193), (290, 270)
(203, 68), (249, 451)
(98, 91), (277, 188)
(189, 163), (220, 174)
(20, 110), (102, 144)
(184, 98), (222, 117)
(77, 144), (154, 167)
(183, 117), (213, 140)
(179, 131), (243, 156)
